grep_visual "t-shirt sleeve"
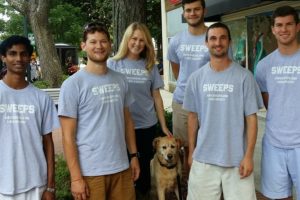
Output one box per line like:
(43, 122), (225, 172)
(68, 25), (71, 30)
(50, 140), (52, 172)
(58, 79), (79, 118)
(167, 36), (179, 64)
(42, 95), (60, 135)
(243, 72), (263, 116)
(107, 58), (116, 71)
(255, 60), (267, 92)
(151, 65), (164, 90)
(183, 74), (198, 113)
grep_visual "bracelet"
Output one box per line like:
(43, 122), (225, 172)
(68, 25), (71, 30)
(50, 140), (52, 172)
(46, 187), (55, 193)
(71, 178), (82, 182)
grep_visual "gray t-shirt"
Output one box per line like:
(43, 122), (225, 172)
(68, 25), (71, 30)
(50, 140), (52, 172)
(0, 81), (60, 195)
(108, 58), (164, 129)
(167, 30), (210, 104)
(183, 62), (263, 167)
(256, 49), (300, 148)
(58, 68), (134, 176)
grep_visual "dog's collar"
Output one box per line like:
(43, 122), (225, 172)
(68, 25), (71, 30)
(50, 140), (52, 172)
(158, 159), (177, 169)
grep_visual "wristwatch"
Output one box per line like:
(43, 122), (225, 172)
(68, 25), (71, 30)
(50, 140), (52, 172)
(129, 152), (140, 159)
(46, 187), (55, 193)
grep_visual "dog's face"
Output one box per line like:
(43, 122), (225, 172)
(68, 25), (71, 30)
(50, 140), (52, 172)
(153, 136), (181, 166)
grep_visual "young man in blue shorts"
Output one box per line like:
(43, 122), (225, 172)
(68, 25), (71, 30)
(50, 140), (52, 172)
(256, 6), (300, 200)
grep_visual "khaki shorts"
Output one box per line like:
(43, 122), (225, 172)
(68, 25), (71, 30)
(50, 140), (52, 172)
(0, 186), (45, 200)
(172, 101), (188, 147)
(187, 160), (257, 200)
(84, 168), (135, 200)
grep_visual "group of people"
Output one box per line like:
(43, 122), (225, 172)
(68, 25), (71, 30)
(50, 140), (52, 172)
(0, 0), (299, 200)
(168, 1), (300, 200)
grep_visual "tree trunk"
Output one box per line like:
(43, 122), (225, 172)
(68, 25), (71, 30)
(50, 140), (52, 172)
(112, 0), (146, 53)
(7, 0), (63, 87)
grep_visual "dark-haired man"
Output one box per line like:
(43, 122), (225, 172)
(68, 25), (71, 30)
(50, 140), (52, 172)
(183, 22), (263, 200)
(167, 0), (209, 173)
(256, 6), (300, 200)
(0, 35), (59, 199)
(58, 23), (140, 200)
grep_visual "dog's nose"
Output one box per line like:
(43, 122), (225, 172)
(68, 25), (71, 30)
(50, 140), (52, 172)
(167, 154), (173, 159)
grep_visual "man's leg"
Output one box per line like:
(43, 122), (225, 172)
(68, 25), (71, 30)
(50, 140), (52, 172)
(172, 101), (189, 174)
(84, 176), (106, 200)
(187, 160), (222, 200)
(222, 167), (256, 200)
(108, 168), (136, 200)
(261, 137), (293, 199)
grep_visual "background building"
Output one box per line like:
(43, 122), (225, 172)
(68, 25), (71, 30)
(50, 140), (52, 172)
(161, 0), (300, 91)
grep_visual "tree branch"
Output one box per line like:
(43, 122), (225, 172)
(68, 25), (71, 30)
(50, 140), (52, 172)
(6, 0), (27, 14)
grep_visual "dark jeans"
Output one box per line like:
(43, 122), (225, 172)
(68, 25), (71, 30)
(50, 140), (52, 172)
(135, 125), (157, 195)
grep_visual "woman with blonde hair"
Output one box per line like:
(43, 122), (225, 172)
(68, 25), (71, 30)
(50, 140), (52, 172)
(108, 22), (171, 198)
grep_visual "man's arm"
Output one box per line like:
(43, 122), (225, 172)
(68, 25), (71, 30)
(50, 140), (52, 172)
(60, 116), (89, 200)
(187, 112), (199, 167)
(261, 92), (269, 109)
(170, 61), (180, 80)
(41, 133), (55, 200)
(239, 113), (257, 178)
(124, 107), (140, 181)
(152, 89), (172, 136)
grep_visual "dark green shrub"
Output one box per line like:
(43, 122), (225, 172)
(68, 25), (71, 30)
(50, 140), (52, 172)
(55, 155), (72, 200)
(156, 110), (173, 136)
(33, 80), (51, 89)
(33, 75), (69, 89)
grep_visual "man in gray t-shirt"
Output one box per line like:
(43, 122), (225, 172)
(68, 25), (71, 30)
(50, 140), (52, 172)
(0, 36), (59, 199)
(183, 23), (263, 200)
(255, 6), (300, 200)
(167, 0), (209, 174)
(58, 23), (140, 200)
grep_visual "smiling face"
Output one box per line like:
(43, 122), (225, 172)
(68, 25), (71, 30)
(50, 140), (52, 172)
(183, 1), (206, 27)
(2, 44), (31, 76)
(81, 31), (111, 63)
(206, 27), (231, 58)
(127, 29), (146, 59)
(272, 15), (300, 47)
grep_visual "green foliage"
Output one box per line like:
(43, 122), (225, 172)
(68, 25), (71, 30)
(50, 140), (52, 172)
(33, 80), (51, 89)
(33, 75), (69, 89)
(49, 3), (85, 46)
(0, 0), (27, 38)
(156, 110), (173, 136)
(55, 155), (72, 200)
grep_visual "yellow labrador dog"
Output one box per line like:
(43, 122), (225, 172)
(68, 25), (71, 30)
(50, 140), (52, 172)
(150, 136), (182, 200)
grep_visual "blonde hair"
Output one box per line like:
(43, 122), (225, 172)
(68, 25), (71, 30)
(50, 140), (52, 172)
(113, 22), (156, 72)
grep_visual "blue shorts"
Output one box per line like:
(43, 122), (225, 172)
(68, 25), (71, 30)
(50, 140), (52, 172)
(261, 136), (300, 199)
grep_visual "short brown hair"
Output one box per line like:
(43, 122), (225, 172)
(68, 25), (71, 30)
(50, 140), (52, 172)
(272, 6), (299, 26)
(82, 22), (110, 42)
(182, 0), (205, 9)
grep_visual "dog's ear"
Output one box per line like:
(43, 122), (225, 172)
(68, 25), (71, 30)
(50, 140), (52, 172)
(153, 137), (161, 149)
(175, 138), (182, 149)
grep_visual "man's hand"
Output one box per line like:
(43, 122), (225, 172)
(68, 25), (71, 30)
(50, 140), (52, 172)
(41, 190), (55, 200)
(239, 156), (254, 179)
(71, 179), (90, 200)
(130, 157), (140, 181)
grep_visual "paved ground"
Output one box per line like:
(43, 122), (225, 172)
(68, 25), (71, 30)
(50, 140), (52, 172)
(52, 89), (293, 199)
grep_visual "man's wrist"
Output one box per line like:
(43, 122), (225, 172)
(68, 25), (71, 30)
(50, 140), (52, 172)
(46, 187), (56, 193)
(129, 152), (140, 159)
